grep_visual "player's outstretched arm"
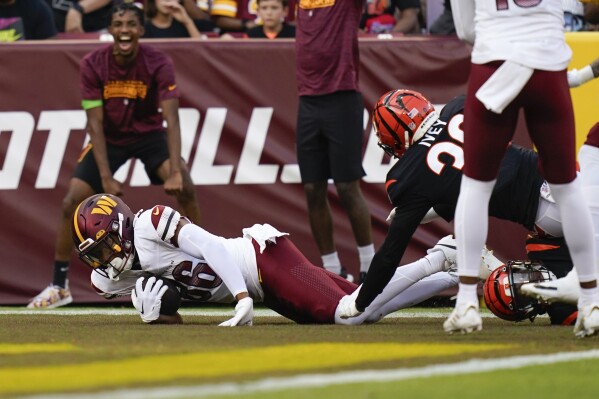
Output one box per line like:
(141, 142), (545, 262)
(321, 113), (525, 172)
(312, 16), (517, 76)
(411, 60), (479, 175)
(568, 57), (599, 88)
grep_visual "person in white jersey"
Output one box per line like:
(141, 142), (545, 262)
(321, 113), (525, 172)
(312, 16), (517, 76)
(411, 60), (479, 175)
(447, 0), (599, 338)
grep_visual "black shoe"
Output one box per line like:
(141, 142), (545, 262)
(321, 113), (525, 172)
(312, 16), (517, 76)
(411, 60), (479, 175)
(339, 267), (355, 283)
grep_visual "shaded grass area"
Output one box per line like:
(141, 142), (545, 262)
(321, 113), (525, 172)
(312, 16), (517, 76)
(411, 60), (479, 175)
(1, 309), (599, 397)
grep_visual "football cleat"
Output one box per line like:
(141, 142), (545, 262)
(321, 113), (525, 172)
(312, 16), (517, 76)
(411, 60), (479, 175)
(427, 235), (457, 272)
(520, 269), (579, 305)
(339, 266), (355, 283)
(443, 302), (482, 334)
(574, 303), (599, 338)
(27, 285), (73, 309)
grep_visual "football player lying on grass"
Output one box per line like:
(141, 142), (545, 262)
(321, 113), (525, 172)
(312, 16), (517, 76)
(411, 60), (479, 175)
(71, 193), (500, 325)
(336, 89), (598, 332)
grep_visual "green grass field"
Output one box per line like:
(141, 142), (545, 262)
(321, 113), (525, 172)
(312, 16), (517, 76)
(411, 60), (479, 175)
(1, 306), (599, 399)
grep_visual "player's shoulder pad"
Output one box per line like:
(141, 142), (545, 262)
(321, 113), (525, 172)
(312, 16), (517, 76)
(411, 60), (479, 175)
(149, 205), (181, 244)
(439, 95), (465, 121)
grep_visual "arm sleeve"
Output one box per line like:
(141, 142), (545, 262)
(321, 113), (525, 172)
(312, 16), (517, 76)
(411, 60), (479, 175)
(355, 201), (428, 311)
(177, 223), (248, 297)
(210, 0), (238, 17)
(450, 0), (475, 44)
(80, 56), (103, 102)
(155, 55), (180, 103)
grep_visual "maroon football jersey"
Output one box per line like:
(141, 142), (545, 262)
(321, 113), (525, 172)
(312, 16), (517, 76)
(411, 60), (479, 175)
(80, 44), (180, 146)
(295, 0), (364, 96)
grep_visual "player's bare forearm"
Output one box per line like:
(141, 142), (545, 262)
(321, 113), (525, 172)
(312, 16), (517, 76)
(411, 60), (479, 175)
(86, 109), (112, 180)
(591, 57), (599, 77)
(162, 98), (183, 176)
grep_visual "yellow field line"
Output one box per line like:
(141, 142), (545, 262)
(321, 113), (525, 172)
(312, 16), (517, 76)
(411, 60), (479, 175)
(0, 342), (512, 394)
(0, 343), (79, 355)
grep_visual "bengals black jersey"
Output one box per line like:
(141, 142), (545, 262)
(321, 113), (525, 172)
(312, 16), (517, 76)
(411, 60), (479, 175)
(356, 95), (545, 310)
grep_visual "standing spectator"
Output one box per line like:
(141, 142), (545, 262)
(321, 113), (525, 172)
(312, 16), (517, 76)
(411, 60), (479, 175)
(429, 0), (455, 35)
(45, 0), (114, 33)
(144, 0), (212, 38)
(27, 2), (202, 309)
(562, 0), (586, 31)
(360, 0), (421, 34)
(0, 0), (57, 40)
(446, 0), (599, 338)
(181, 0), (212, 21)
(584, 0), (599, 30)
(295, 0), (375, 283)
(246, 0), (294, 38)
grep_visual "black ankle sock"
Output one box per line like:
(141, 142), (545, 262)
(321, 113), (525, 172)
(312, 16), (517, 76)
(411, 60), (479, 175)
(52, 261), (69, 288)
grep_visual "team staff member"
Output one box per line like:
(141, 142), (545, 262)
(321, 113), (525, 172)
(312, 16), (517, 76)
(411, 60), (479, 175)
(295, 0), (375, 283)
(27, 3), (202, 308)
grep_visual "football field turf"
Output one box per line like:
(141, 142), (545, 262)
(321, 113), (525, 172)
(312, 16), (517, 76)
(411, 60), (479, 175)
(1, 306), (599, 398)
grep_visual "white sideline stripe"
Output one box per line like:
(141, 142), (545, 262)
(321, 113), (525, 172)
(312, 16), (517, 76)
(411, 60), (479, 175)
(21, 349), (599, 399)
(0, 308), (516, 318)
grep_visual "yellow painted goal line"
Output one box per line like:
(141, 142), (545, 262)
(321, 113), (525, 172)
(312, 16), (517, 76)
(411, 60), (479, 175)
(0, 342), (511, 394)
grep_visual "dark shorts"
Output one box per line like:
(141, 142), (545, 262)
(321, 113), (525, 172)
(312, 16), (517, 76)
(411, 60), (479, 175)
(73, 131), (170, 193)
(253, 237), (357, 324)
(296, 90), (366, 183)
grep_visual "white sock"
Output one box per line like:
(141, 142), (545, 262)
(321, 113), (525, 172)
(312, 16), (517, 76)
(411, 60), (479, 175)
(579, 144), (599, 272)
(322, 252), (341, 274)
(580, 286), (599, 307)
(455, 176), (495, 279)
(358, 244), (375, 272)
(456, 283), (479, 307)
(550, 179), (597, 282)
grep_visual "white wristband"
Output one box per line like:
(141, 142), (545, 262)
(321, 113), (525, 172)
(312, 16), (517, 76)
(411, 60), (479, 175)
(579, 65), (596, 84)
(569, 65), (596, 88)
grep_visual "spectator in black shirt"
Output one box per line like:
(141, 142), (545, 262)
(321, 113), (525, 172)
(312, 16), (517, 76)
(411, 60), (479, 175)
(144, 0), (212, 38)
(247, 0), (295, 38)
(45, 0), (113, 33)
(0, 0), (57, 40)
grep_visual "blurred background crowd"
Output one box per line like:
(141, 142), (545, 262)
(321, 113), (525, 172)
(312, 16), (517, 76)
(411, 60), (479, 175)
(1, 0), (597, 42)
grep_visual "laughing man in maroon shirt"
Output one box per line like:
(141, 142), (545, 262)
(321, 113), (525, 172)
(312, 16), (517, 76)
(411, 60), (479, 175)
(27, 2), (202, 309)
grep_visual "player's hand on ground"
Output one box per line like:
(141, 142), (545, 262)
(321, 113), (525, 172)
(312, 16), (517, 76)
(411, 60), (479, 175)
(337, 295), (363, 319)
(131, 276), (168, 323)
(219, 297), (254, 326)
